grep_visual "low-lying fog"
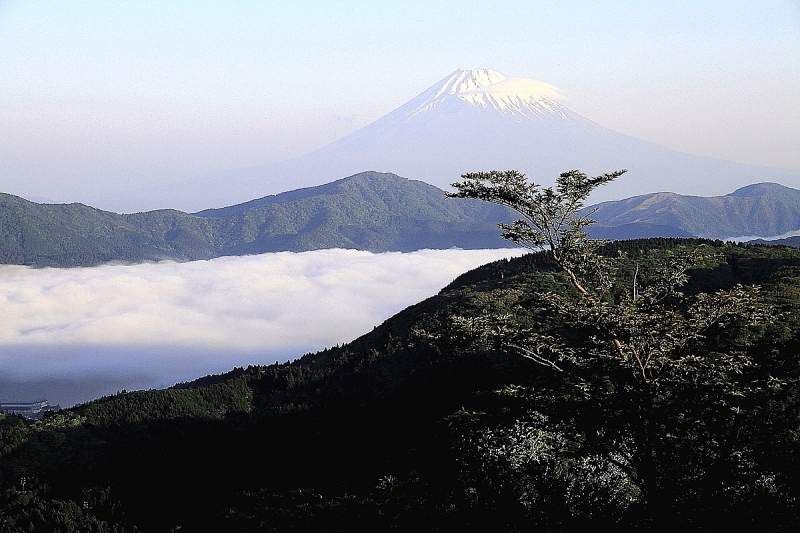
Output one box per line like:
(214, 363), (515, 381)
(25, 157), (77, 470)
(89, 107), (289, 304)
(0, 248), (523, 407)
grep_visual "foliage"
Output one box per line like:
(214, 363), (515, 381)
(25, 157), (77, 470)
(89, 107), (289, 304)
(446, 409), (639, 524)
(1, 231), (799, 529)
(0, 483), (129, 533)
(446, 169), (786, 523)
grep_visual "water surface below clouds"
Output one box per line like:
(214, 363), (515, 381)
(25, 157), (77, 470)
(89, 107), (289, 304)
(0, 248), (523, 406)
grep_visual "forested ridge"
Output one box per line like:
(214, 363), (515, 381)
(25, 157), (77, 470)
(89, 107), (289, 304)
(0, 239), (798, 531)
(0, 172), (514, 267)
(583, 182), (800, 240)
(7, 174), (800, 269)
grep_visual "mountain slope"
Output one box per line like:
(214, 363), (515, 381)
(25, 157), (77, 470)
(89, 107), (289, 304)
(8, 174), (800, 267)
(193, 171), (515, 254)
(0, 192), (220, 266)
(585, 182), (800, 240)
(1, 240), (798, 530)
(0, 172), (515, 267)
(89, 68), (800, 213)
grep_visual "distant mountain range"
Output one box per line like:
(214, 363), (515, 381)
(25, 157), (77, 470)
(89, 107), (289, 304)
(3, 172), (800, 268)
(87, 68), (800, 213)
(0, 172), (514, 267)
(586, 182), (800, 240)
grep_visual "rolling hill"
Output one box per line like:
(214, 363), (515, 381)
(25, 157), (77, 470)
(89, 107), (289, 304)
(7, 173), (800, 268)
(0, 171), (515, 267)
(586, 182), (800, 240)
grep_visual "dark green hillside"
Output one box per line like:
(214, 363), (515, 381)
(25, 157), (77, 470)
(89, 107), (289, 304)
(0, 172), (514, 267)
(7, 176), (800, 267)
(0, 239), (798, 531)
(193, 171), (515, 254)
(0, 192), (224, 266)
(585, 182), (800, 239)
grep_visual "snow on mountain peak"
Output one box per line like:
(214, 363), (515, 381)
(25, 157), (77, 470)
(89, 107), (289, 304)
(405, 69), (567, 120)
(440, 69), (509, 94)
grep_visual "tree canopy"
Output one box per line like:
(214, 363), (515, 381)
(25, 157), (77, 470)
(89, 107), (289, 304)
(447, 169), (783, 523)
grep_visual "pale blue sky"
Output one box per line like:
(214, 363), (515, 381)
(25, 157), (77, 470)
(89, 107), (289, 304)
(1, 0), (798, 202)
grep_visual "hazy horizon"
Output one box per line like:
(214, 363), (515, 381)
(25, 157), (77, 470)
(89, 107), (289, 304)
(1, 1), (798, 205)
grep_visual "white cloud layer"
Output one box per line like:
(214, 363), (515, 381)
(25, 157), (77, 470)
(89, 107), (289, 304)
(0, 248), (522, 405)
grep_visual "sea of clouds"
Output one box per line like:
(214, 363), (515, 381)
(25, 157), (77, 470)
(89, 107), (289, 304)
(0, 248), (523, 406)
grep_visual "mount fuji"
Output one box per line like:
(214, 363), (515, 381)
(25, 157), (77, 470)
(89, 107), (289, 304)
(93, 69), (800, 213)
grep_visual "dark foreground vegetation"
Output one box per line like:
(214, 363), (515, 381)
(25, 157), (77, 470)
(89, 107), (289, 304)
(0, 236), (799, 531)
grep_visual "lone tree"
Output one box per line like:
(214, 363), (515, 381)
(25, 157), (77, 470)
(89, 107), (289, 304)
(446, 169), (776, 523)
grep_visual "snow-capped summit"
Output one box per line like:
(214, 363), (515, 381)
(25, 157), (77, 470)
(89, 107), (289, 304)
(90, 69), (800, 213)
(443, 68), (508, 92)
(404, 69), (568, 120)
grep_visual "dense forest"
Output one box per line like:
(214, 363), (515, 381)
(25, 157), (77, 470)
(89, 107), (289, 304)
(6, 174), (800, 271)
(0, 238), (798, 531)
(0, 172), (514, 267)
(7, 172), (800, 269)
